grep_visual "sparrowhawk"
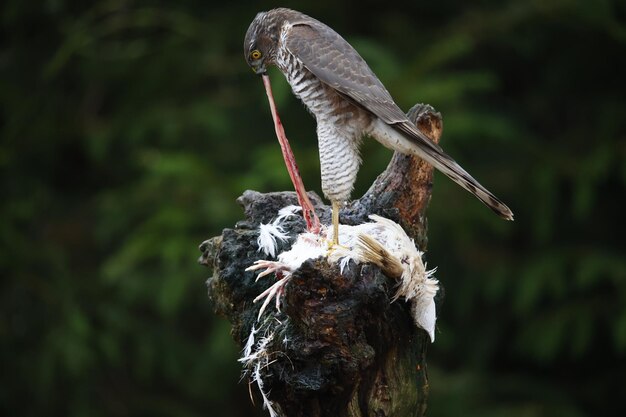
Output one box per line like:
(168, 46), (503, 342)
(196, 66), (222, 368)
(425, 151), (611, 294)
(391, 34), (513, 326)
(244, 8), (513, 244)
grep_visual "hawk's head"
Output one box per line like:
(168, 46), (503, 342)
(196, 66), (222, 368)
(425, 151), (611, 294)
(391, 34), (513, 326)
(244, 10), (288, 75)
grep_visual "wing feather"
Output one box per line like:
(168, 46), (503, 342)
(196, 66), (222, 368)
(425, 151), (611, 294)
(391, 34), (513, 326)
(285, 21), (408, 124)
(285, 23), (450, 155)
(284, 20), (513, 220)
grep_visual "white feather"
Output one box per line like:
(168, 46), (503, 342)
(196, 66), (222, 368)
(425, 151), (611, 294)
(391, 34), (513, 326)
(276, 232), (327, 270)
(240, 324), (258, 363)
(241, 321), (281, 417)
(252, 207), (440, 342)
(338, 256), (352, 274)
(274, 205), (302, 224)
(257, 223), (290, 257)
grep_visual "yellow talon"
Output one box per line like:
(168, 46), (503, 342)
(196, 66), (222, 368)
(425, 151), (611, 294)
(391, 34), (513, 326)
(326, 201), (350, 252)
(332, 201), (341, 246)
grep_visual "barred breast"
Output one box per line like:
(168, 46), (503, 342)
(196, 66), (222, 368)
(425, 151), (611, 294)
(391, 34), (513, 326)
(276, 44), (372, 203)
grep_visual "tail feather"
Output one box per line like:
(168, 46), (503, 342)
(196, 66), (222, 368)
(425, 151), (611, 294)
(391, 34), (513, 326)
(426, 151), (514, 220)
(395, 121), (514, 221)
(355, 235), (404, 279)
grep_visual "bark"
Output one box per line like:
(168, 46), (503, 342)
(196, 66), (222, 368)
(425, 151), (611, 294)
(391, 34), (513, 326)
(199, 104), (442, 417)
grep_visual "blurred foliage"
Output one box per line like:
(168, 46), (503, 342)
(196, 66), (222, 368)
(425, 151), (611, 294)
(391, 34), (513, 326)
(1, 0), (625, 416)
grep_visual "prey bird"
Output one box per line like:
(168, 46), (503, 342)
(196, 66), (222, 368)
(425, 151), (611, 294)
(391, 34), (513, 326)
(244, 8), (513, 246)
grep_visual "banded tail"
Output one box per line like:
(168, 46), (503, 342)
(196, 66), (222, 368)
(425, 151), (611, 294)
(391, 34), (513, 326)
(420, 145), (514, 220)
(396, 120), (514, 220)
(371, 117), (514, 221)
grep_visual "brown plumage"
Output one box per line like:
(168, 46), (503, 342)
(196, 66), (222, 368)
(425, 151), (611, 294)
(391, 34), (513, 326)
(244, 8), (513, 233)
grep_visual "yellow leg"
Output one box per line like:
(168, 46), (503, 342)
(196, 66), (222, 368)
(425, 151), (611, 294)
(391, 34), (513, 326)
(332, 201), (340, 246)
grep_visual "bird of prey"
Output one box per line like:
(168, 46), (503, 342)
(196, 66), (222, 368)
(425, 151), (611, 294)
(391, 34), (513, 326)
(244, 8), (513, 245)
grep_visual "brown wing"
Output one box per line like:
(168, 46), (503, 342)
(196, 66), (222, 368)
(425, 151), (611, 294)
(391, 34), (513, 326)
(284, 21), (406, 122)
(284, 20), (514, 220)
(284, 20), (449, 156)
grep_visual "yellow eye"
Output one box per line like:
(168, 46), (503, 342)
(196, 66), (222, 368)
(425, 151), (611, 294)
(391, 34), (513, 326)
(250, 49), (262, 60)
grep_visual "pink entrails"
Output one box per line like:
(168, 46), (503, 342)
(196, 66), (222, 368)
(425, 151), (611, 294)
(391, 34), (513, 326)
(262, 74), (321, 234)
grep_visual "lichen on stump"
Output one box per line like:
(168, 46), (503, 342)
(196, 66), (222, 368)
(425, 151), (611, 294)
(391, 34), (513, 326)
(199, 104), (443, 417)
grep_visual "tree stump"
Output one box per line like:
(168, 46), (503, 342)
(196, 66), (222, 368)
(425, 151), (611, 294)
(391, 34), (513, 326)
(199, 104), (442, 417)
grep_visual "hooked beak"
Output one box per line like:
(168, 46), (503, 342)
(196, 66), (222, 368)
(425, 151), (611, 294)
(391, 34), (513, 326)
(253, 63), (267, 76)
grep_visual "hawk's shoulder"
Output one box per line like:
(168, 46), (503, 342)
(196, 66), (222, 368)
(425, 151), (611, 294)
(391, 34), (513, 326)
(283, 20), (409, 125)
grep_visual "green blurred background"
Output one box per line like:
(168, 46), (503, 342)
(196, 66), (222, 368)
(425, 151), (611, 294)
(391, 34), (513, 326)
(2, 0), (625, 416)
